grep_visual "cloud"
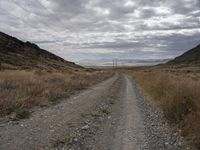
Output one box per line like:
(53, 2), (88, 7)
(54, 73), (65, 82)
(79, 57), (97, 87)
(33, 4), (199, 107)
(0, 0), (199, 63)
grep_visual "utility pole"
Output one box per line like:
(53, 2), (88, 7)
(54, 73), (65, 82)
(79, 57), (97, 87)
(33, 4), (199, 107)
(116, 59), (117, 69)
(113, 59), (117, 70)
(113, 59), (115, 70)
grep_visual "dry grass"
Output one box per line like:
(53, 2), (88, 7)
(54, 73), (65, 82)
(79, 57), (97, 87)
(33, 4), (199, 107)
(125, 69), (200, 149)
(0, 70), (112, 117)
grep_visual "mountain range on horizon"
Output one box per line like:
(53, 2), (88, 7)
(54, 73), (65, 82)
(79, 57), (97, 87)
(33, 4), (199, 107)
(0, 31), (200, 69)
(78, 58), (172, 66)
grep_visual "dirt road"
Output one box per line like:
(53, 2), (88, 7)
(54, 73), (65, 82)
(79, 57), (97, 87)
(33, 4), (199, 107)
(113, 76), (146, 150)
(0, 73), (185, 150)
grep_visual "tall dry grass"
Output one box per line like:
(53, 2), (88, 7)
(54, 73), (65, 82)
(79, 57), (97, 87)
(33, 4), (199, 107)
(126, 70), (200, 149)
(0, 70), (112, 117)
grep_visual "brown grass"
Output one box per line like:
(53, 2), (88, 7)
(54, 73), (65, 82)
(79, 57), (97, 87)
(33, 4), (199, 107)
(0, 70), (113, 117)
(125, 69), (200, 149)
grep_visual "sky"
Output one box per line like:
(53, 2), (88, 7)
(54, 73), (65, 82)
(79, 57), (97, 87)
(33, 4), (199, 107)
(0, 0), (200, 65)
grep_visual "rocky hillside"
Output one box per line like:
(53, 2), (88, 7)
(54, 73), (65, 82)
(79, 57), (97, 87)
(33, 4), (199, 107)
(0, 32), (82, 71)
(167, 44), (200, 65)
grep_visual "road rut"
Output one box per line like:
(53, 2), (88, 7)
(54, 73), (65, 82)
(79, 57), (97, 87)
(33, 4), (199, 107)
(113, 76), (146, 150)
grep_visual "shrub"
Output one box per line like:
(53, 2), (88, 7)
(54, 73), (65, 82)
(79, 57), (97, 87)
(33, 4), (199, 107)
(15, 108), (31, 119)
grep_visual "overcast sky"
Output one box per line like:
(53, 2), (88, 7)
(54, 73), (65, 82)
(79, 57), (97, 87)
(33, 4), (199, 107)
(0, 0), (200, 64)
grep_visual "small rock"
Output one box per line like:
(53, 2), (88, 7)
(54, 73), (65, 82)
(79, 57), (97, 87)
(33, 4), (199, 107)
(178, 141), (182, 147)
(173, 132), (178, 136)
(111, 121), (115, 125)
(49, 125), (54, 129)
(81, 125), (89, 130)
(9, 112), (16, 120)
(165, 142), (169, 145)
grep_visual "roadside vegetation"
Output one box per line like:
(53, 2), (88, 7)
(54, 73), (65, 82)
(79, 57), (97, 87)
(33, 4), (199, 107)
(124, 67), (200, 149)
(0, 70), (113, 118)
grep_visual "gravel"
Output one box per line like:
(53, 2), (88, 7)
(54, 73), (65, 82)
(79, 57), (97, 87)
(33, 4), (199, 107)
(133, 80), (187, 150)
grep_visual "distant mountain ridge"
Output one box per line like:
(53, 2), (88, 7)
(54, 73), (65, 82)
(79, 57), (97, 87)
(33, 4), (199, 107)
(0, 32), (82, 71)
(79, 58), (171, 66)
(167, 44), (200, 65)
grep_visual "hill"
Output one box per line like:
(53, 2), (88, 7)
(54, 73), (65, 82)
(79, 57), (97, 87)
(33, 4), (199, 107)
(0, 32), (82, 71)
(167, 44), (200, 65)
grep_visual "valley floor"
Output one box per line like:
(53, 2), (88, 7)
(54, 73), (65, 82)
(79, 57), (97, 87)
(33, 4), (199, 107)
(0, 73), (186, 150)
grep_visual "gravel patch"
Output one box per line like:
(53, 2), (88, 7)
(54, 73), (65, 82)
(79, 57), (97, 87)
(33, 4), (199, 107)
(133, 80), (187, 150)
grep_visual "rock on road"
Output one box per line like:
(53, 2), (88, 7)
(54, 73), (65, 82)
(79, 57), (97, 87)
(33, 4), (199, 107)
(0, 73), (185, 150)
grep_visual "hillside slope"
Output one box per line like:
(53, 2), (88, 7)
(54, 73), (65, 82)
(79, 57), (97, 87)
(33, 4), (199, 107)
(0, 32), (82, 71)
(167, 44), (200, 65)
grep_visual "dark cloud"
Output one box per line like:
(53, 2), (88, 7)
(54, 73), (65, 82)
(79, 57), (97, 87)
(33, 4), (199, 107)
(0, 0), (199, 63)
(139, 8), (157, 18)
